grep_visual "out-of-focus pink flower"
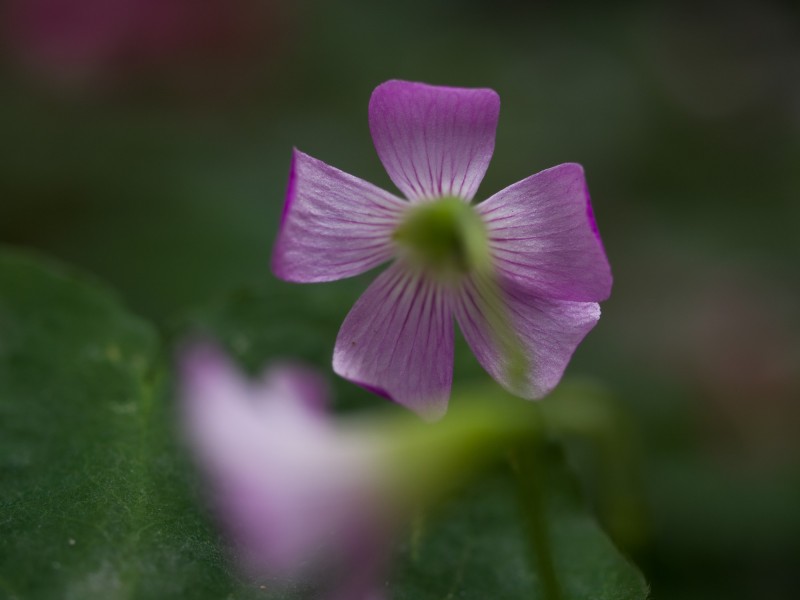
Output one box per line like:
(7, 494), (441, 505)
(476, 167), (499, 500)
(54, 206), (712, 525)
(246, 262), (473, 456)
(5, 0), (282, 89)
(180, 343), (389, 599)
(272, 80), (612, 420)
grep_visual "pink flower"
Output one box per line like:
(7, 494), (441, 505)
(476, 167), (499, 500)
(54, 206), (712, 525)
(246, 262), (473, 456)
(180, 343), (389, 600)
(272, 80), (612, 420)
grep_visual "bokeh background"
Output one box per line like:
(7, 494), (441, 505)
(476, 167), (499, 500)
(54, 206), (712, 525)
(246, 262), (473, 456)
(2, 1), (799, 598)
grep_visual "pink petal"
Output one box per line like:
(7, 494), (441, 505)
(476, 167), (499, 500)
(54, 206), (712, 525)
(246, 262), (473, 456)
(369, 80), (500, 202)
(454, 276), (600, 399)
(271, 149), (408, 283)
(180, 342), (272, 462)
(477, 163), (612, 302)
(180, 343), (375, 575)
(333, 261), (454, 420)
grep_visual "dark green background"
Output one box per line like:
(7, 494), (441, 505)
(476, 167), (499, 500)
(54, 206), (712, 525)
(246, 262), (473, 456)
(2, 1), (799, 598)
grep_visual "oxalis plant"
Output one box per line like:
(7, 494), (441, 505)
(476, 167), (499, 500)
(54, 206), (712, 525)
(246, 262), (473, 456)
(0, 81), (648, 600)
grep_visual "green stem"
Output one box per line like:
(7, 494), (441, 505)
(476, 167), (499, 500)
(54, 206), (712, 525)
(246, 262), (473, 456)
(509, 412), (563, 600)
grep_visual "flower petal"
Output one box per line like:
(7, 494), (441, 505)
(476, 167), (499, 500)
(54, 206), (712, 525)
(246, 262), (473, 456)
(333, 261), (454, 420)
(477, 163), (612, 302)
(271, 149), (408, 282)
(369, 80), (500, 202)
(180, 343), (381, 577)
(454, 276), (600, 399)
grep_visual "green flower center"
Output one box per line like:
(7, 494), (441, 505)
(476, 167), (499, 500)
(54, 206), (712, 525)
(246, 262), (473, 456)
(393, 197), (528, 386)
(392, 197), (490, 275)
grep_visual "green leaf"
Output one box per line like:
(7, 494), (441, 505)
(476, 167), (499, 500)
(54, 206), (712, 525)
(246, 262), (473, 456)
(390, 449), (648, 600)
(184, 279), (649, 600)
(1, 254), (648, 599)
(0, 251), (247, 599)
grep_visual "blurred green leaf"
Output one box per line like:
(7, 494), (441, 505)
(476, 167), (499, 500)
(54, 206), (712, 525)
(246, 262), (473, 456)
(0, 251), (647, 599)
(185, 280), (650, 600)
(390, 452), (648, 600)
(0, 250), (252, 599)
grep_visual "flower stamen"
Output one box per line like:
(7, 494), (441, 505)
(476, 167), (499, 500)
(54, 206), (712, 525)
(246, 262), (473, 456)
(392, 197), (490, 276)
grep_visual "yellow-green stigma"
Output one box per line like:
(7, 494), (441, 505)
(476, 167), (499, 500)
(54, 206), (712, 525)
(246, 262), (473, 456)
(393, 197), (490, 275)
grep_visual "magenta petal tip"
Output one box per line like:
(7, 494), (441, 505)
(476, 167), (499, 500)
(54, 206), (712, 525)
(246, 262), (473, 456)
(369, 80), (500, 201)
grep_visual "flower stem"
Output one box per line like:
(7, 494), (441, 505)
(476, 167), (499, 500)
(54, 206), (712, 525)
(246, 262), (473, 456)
(508, 413), (563, 600)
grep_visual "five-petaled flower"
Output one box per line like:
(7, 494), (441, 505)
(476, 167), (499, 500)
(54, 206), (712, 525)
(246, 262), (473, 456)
(272, 80), (612, 420)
